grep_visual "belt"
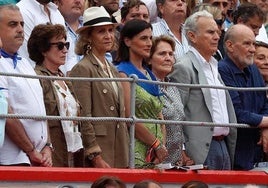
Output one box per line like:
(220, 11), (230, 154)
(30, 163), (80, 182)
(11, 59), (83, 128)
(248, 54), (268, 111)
(212, 135), (225, 141)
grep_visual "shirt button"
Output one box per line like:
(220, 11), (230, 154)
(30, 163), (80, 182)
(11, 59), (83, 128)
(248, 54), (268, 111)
(103, 89), (108, 93)
(110, 106), (115, 111)
(206, 143), (210, 147)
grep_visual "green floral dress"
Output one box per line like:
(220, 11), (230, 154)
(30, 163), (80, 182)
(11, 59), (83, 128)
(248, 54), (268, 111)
(134, 86), (163, 167)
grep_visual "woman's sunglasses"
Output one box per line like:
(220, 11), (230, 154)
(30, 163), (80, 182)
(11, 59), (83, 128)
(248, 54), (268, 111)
(50, 42), (70, 50)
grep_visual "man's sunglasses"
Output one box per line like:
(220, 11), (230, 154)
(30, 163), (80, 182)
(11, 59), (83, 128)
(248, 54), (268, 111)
(50, 42), (70, 50)
(214, 19), (225, 26)
(212, 1), (228, 8)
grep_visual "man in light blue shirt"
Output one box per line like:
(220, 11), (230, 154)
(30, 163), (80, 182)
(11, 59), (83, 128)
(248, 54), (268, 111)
(54, 0), (85, 75)
(152, 0), (189, 63)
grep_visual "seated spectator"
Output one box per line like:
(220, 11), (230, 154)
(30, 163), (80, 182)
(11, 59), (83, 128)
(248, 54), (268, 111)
(116, 19), (168, 167)
(91, 176), (126, 188)
(28, 23), (84, 167)
(148, 35), (194, 166)
(181, 180), (209, 188)
(133, 180), (162, 188)
(70, 6), (129, 168)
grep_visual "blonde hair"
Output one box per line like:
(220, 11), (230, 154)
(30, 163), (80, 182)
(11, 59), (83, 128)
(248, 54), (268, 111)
(193, 3), (222, 19)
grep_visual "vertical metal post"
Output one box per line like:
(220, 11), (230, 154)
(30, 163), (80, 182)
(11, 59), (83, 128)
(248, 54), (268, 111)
(128, 74), (137, 169)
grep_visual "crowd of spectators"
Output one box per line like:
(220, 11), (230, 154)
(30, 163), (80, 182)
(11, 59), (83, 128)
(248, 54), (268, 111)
(0, 0), (268, 172)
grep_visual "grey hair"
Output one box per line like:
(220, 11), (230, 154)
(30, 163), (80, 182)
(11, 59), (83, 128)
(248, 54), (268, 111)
(0, 4), (20, 21)
(183, 10), (213, 44)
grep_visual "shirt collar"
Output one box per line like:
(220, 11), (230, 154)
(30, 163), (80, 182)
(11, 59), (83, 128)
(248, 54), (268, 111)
(0, 49), (22, 69)
(31, 0), (58, 12)
(189, 46), (217, 66)
(223, 55), (250, 75)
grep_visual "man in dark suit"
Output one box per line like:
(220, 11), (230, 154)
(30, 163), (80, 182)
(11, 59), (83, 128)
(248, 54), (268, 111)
(169, 10), (237, 170)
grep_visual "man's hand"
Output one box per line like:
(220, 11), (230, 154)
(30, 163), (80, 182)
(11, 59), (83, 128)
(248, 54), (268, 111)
(27, 149), (44, 166)
(40, 146), (53, 167)
(257, 128), (268, 153)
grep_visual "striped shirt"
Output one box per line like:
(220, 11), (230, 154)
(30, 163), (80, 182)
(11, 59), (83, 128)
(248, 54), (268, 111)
(152, 19), (189, 63)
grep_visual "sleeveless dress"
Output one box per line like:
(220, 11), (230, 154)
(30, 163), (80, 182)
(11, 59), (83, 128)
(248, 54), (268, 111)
(135, 86), (163, 167)
(116, 61), (163, 167)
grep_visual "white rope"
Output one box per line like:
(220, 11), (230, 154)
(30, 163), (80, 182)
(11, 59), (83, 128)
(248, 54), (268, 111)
(1, 71), (268, 91)
(0, 71), (253, 129)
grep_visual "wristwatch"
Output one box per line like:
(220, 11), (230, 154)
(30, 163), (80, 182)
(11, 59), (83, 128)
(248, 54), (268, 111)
(87, 152), (101, 161)
(45, 142), (54, 152)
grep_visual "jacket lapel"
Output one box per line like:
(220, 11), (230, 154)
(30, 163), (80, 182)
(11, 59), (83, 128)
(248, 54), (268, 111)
(188, 51), (213, 116)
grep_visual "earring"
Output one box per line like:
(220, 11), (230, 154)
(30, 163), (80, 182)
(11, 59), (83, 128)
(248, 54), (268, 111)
(86, 42), (92, 55)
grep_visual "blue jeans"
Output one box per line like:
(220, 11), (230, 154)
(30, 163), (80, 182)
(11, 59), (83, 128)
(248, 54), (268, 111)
(204, 139), (231, 170)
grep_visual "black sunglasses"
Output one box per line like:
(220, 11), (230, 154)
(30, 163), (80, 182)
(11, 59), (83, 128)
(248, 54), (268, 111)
(212, 1), (228, 8)
(50, 42), (70, 50)
(214, 19), (225, 26)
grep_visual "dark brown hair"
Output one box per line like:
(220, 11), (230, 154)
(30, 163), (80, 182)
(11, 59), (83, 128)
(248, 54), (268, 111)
(91, 176), (126, 188)
(28, 23), (66, 65)
(115, 19), (152, 63)
(181, 180), (209, 188)
(121, 0), (149, 21)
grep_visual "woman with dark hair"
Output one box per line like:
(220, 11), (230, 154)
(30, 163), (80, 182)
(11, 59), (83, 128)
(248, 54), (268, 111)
(116, 19), (168, 168)
(70, 6), (129, 168)
(28, 23), (84, 167)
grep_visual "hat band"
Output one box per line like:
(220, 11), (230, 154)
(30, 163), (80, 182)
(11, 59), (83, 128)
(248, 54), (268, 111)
(84, 17), (112, 26)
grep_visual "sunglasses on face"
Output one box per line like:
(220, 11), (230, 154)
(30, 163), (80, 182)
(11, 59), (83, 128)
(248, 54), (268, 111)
(49, 42), (70, 50)
(212, 1), (228, 8)
(214, 19), (225, 26)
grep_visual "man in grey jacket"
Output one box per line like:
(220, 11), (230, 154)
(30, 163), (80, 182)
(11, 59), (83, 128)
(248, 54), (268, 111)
(169, 10), (237, 170)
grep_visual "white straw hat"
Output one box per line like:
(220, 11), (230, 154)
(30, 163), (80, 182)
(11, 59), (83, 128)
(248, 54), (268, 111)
(76, 6), (115, 33)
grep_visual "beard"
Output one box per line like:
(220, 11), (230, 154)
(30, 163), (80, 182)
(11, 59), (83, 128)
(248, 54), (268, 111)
(244, 56), (254, 66)
(37, 0), (52, 4)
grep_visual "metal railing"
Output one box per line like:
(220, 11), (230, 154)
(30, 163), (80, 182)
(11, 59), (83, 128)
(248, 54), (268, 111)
(0, 71), (259, 168)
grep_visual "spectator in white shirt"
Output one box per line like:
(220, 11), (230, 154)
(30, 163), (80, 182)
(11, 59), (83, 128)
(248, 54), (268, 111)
(0, 4), (52, 167)
(17, 0), (65, 67)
